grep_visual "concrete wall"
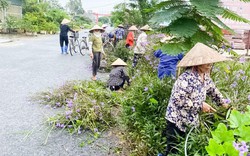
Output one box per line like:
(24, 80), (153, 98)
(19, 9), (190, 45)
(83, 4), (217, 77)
(0, 1), (22, 22)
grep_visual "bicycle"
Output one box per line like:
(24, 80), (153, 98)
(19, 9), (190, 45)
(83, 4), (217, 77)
(103, 37), (114, 53)
(68, 31), (82, 56)
(79, 36), (89, 56)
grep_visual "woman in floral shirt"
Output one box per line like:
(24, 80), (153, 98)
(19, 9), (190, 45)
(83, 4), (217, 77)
(164, 42), (229, 155)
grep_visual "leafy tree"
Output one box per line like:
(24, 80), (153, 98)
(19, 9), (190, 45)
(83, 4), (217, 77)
(111, 3), (143, 26)
(65, 0), (84, 16)
(135, 0), (158, 25)
(149, 0), (250, 55)
(98, 16), (110, 24)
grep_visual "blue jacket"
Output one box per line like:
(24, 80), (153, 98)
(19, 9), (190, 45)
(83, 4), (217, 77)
(154, 49), (184, 79)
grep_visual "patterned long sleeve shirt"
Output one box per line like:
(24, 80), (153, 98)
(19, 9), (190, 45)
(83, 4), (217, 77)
(166, 69), (224, 132)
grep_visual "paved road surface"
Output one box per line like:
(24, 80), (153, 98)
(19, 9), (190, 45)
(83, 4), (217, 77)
(0, 34), (112, 156)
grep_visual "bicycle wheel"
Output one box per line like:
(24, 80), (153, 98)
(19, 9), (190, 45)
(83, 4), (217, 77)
(73, 39), (81, 54)
(103, 41), (114, 53)
(80, 40), (88, 56)
(69, 40), (74, 56)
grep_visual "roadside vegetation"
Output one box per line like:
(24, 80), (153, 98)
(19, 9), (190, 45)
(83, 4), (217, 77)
(29, 0), (250, 155)
(0, 0), (92, 34)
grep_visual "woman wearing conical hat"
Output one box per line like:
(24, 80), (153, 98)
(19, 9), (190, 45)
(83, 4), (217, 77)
(125, 25), (138, 49)
(89, 25), (105, 80)
(114, 24), (125, 47)
(163, 43), (230, 155)
(107, 58), (130, 91)
(133, 24), (152, 67)
(59, 18), (75, 54)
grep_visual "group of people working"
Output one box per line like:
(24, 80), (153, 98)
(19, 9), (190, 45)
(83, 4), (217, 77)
(59, 19), (230, 156)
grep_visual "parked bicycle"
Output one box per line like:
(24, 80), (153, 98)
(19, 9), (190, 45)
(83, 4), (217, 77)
(79, 36), (89, 56)
(103, 37), (114, 53)
(69, 31), (83, 56)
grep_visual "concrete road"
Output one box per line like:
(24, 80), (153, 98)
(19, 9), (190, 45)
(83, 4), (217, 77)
(0, 34), (112, 156)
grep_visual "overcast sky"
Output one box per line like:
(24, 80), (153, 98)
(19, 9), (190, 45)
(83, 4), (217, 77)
(58, 0), (125, 14)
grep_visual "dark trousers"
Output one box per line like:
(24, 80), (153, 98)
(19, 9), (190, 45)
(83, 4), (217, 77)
(59, 35), (69, 47)
(165, 120), (185, 155)
(132, 53), (142, 67)
(92, 52), (101, 76)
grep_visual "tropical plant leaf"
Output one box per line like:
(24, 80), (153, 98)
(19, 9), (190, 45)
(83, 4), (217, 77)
(191, 30), (212, 45)
(167, 18), (199, 38)
(190, 0), (223, 17)
(211, 16), (234, 33)
(150, 5), (189, 25)
(160, 42), (191, 55)
(221, 8), (250, 23)
(149, 0), (185, 12)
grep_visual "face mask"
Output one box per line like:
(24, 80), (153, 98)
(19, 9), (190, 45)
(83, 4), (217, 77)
(94, 32), (101, 36)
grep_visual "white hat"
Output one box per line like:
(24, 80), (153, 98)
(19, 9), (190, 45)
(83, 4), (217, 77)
(61, 19), (70, 25)
(102, 24), (108, 28)
(111, 58), (127, 66)
(177, 42), (230, 67)
(140, 24), (152, 31)
(128, 25), (138, 31)
(89, 25), (104, 33)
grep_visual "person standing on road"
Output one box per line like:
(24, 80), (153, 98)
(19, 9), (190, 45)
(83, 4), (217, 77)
(125, 25), (138, 49)
(59, 19), (75, 54)
(163, 42), (230, 156)
(132, 24), (152, 67)
(88, 25), (105, 81)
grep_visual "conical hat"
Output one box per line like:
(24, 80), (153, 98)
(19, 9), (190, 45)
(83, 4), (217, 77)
(177, 42), (229, 67)
(111, 58), (127, 66)
(102, 24), (108, 28)
(117, 24), (124, 28)
(128, 25), (138, 31)
(61, 19), (70, 24)
(89, 25), (104, 33)
(140, 24), (152, 31)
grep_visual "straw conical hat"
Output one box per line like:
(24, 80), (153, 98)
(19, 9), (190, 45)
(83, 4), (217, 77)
(128, 25), (138, 31)
(117, 24), (124, 28)
(111, 58), (127, 66)
(102, 24), (108, 28)
(89, 25), (104, 33)
(177, 42), (229, 67)
(140, 24), (152, 31)
(61, 19), (70, 24)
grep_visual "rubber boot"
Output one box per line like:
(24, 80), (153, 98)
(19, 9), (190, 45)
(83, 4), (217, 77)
(60, 47), (64, 54)
(64, 46), (68, 54)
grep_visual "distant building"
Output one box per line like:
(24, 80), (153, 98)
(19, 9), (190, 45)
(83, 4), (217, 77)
(221, 0), (250, 30)
(0, 0), (22, 23)
(220, 0), (250, 49)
